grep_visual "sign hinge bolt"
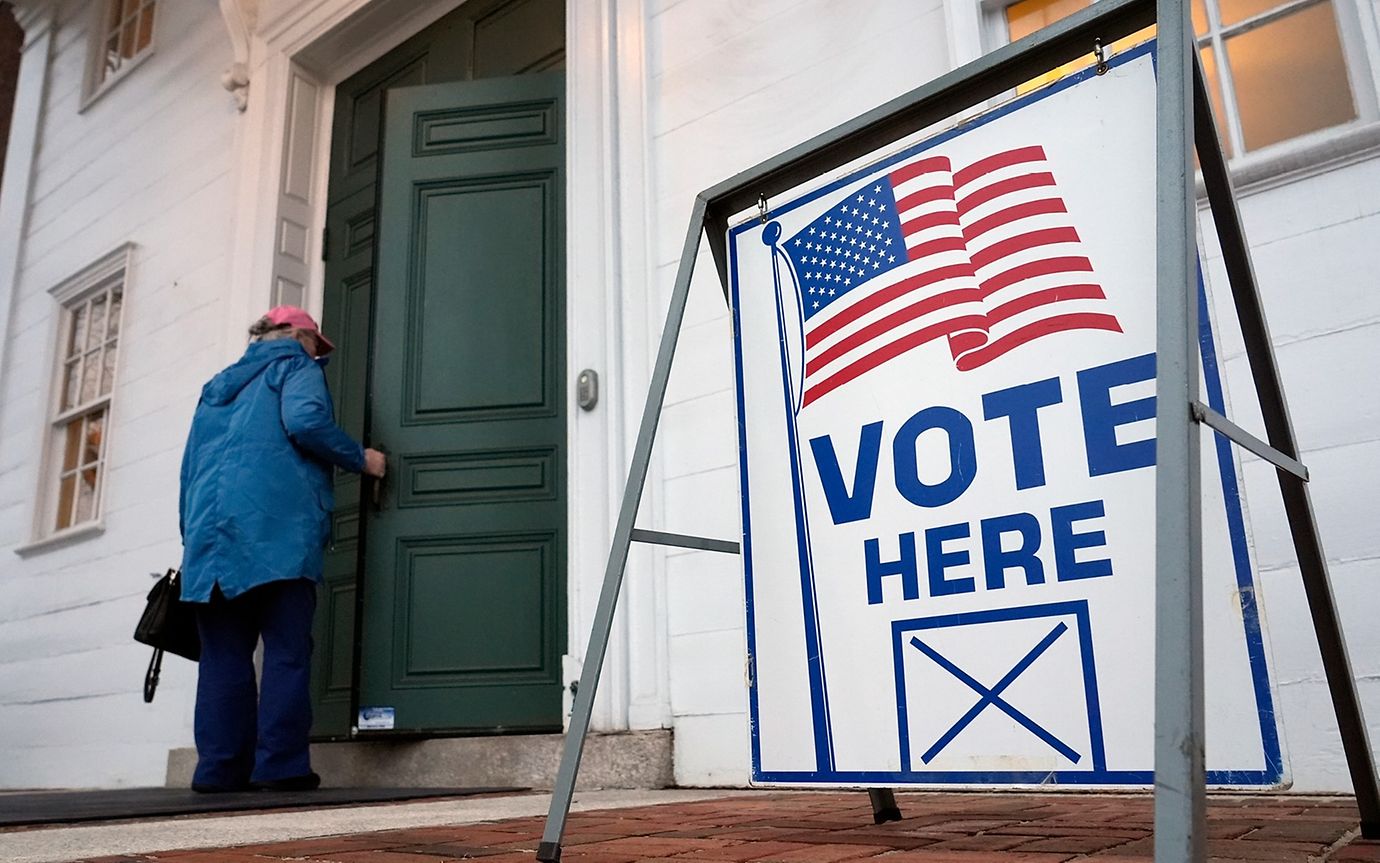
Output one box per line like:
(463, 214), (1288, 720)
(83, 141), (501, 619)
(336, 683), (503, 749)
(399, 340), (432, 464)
(1093, 38), (1108, 75)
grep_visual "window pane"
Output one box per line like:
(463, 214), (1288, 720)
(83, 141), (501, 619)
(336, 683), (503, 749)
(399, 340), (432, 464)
(1006, 0), (1091, 41)
(87, 295), (107, 351)
(61, 419), (83, 473)
(69, 304), (88, 359)
(1192, 0), (1209, 35)
(1199, 45), (1233, 157)
(119, 19), (138, 59)
(83, 411), (105, 466)
(1227, 2), (1356, 151)
(62, 359), (80, 410)
(100, 346), (118, 396)
(75, 467), (98, 524)
(80, 350), (100, 404)
(104, 35), (121, 77)
(1004, 0), (1154, 93)
(55, 475), (76, 531)
(121, 0), (140, 19)
(107, 288), (123, 339)
(135, 6), (155, 53)
(1219, 0), (1282, 25)
(106, 0), (124, 33)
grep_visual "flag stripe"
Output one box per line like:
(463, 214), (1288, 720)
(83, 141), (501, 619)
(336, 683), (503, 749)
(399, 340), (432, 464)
(948, 328), (988, 355)
(952, 145), (1047, 189)
(806, 287), (984, 376)
(983, 284), (1107, 326)
(896, 184), (954, 212)
(902, 209), (962, 235)
(979, 255), (1094, 296)
(890, 155), (952, 185)
(955, 313), (1124, 371)
(805, 263), (977, 348)
(803, 315), (989, 406)
(957, 172), (1056, 215)
(911, 235), (970, 258)
(962, 198), (1068, 242)
(969, 226), (1082, 270)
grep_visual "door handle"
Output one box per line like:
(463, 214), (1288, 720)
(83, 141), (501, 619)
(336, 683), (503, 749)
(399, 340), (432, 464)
(370, 444), (387, 511)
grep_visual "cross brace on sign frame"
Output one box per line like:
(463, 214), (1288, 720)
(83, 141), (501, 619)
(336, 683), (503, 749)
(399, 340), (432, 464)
(531, 0), (1380, 860)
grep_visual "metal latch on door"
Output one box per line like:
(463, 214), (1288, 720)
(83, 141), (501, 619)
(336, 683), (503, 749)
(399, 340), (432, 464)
(370, 444), (387, 511)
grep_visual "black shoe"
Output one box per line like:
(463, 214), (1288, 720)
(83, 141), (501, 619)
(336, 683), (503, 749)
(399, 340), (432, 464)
(251, 771), (321, 791)
(191, 781), (251, 793)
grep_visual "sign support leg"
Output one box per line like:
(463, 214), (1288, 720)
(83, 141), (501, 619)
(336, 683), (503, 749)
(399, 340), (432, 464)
(1192, 59), (1380, 838)
(868, 789), (902, 824)
(1154, 0), (1206, 858)
(536, 198), (710, 863)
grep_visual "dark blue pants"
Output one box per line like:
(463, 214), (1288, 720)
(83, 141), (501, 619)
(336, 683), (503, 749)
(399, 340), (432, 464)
(193, 578), (316, 789)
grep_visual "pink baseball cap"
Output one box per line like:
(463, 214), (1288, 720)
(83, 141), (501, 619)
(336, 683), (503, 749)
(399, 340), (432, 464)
(264, 305), (335, 356)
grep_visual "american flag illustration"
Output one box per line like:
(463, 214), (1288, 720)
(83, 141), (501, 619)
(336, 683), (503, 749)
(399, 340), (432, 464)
(777, 145), (1122, 408)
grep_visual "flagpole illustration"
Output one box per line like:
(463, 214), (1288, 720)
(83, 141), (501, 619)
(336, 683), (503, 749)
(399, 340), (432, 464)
(765, 220), (836, 773)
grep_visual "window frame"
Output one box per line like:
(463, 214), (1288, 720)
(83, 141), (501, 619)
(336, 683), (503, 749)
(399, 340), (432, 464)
(80, 0), (158, 112)
(979, 0), (1380, 185)
(19, 244), (135, 555)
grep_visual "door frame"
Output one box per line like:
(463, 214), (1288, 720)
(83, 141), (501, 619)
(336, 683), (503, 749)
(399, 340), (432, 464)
(220, 0), (670, 734)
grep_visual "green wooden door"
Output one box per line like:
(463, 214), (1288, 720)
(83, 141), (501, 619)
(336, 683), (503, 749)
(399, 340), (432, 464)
(311, 0), (564, 738)
(356, 73), (566, 733)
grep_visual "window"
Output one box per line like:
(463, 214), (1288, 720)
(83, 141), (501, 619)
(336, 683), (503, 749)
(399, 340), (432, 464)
(1192, 0), (1357, 155)
(85, 0), (156, 101)
(994, 0), (1373, 159)
(34, 247), (132, 543)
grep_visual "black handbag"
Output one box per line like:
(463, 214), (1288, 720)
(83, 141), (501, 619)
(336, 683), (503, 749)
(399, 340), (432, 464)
(134, 568), (200, 702)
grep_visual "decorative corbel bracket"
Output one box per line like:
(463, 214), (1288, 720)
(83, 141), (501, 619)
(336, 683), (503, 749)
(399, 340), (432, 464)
(218, 0), (259, 111)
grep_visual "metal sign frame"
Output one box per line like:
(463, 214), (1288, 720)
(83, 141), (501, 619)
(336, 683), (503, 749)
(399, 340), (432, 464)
(534, 0), (1380, 859)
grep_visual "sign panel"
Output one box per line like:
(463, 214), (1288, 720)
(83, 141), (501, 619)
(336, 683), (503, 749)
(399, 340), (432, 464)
(728, 44), (1283, 786)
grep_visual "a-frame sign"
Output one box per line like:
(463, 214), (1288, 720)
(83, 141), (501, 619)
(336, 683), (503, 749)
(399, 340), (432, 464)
(534, 0), (1380, 860)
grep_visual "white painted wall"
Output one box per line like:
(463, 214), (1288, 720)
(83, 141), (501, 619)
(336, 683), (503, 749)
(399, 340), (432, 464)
(642, 0), (959, 786)
(1200, 158), (1380, 791)
(0, 0), (241, 787)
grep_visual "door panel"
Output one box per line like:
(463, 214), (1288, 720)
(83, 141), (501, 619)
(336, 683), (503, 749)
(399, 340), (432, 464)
(409, 180), (552, 414)
(399, 534), (552, 674)
(358, 73), (565, 733)
(311, 185), (374, 733)
(312, 0), (564, 738)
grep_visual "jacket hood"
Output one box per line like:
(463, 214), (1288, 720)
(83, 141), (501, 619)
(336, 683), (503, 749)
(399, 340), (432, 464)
(201, 340), (310, 406)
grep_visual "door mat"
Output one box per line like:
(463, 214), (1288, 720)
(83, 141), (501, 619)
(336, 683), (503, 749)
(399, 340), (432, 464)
(0, 786), (526, 827)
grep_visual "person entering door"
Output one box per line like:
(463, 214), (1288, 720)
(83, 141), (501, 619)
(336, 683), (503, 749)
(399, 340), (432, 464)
(179, 306), (386, 791)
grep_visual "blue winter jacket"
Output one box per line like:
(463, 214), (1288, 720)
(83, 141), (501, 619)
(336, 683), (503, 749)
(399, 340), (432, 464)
(179, 340), (365, 602)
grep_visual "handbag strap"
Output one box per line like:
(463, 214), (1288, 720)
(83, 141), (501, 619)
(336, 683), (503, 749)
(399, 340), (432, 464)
(144, 648), (164, 703)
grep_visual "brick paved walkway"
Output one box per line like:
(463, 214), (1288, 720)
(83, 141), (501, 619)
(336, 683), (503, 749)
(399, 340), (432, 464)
(75, 792), (1380, 863)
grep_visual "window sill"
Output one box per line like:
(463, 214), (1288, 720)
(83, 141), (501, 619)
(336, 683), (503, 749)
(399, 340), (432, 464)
(14, 521), (107, 558)
(79, 48), (154, 114)
(1197, 121), (1380, 200)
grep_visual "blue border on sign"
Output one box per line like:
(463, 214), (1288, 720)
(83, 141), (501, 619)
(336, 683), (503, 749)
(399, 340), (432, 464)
(726, 37), (1283, 787)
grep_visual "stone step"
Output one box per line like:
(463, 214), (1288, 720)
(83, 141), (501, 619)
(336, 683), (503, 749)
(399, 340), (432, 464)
(165, 729), (674, 790)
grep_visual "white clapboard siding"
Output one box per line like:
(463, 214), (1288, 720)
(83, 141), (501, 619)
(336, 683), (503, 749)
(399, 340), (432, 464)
(644, 0), (956, 788)
(0, 0), (237, 787)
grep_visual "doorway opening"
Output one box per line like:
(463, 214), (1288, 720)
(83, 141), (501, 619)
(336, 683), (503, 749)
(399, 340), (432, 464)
(309, 0), (567, 740)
